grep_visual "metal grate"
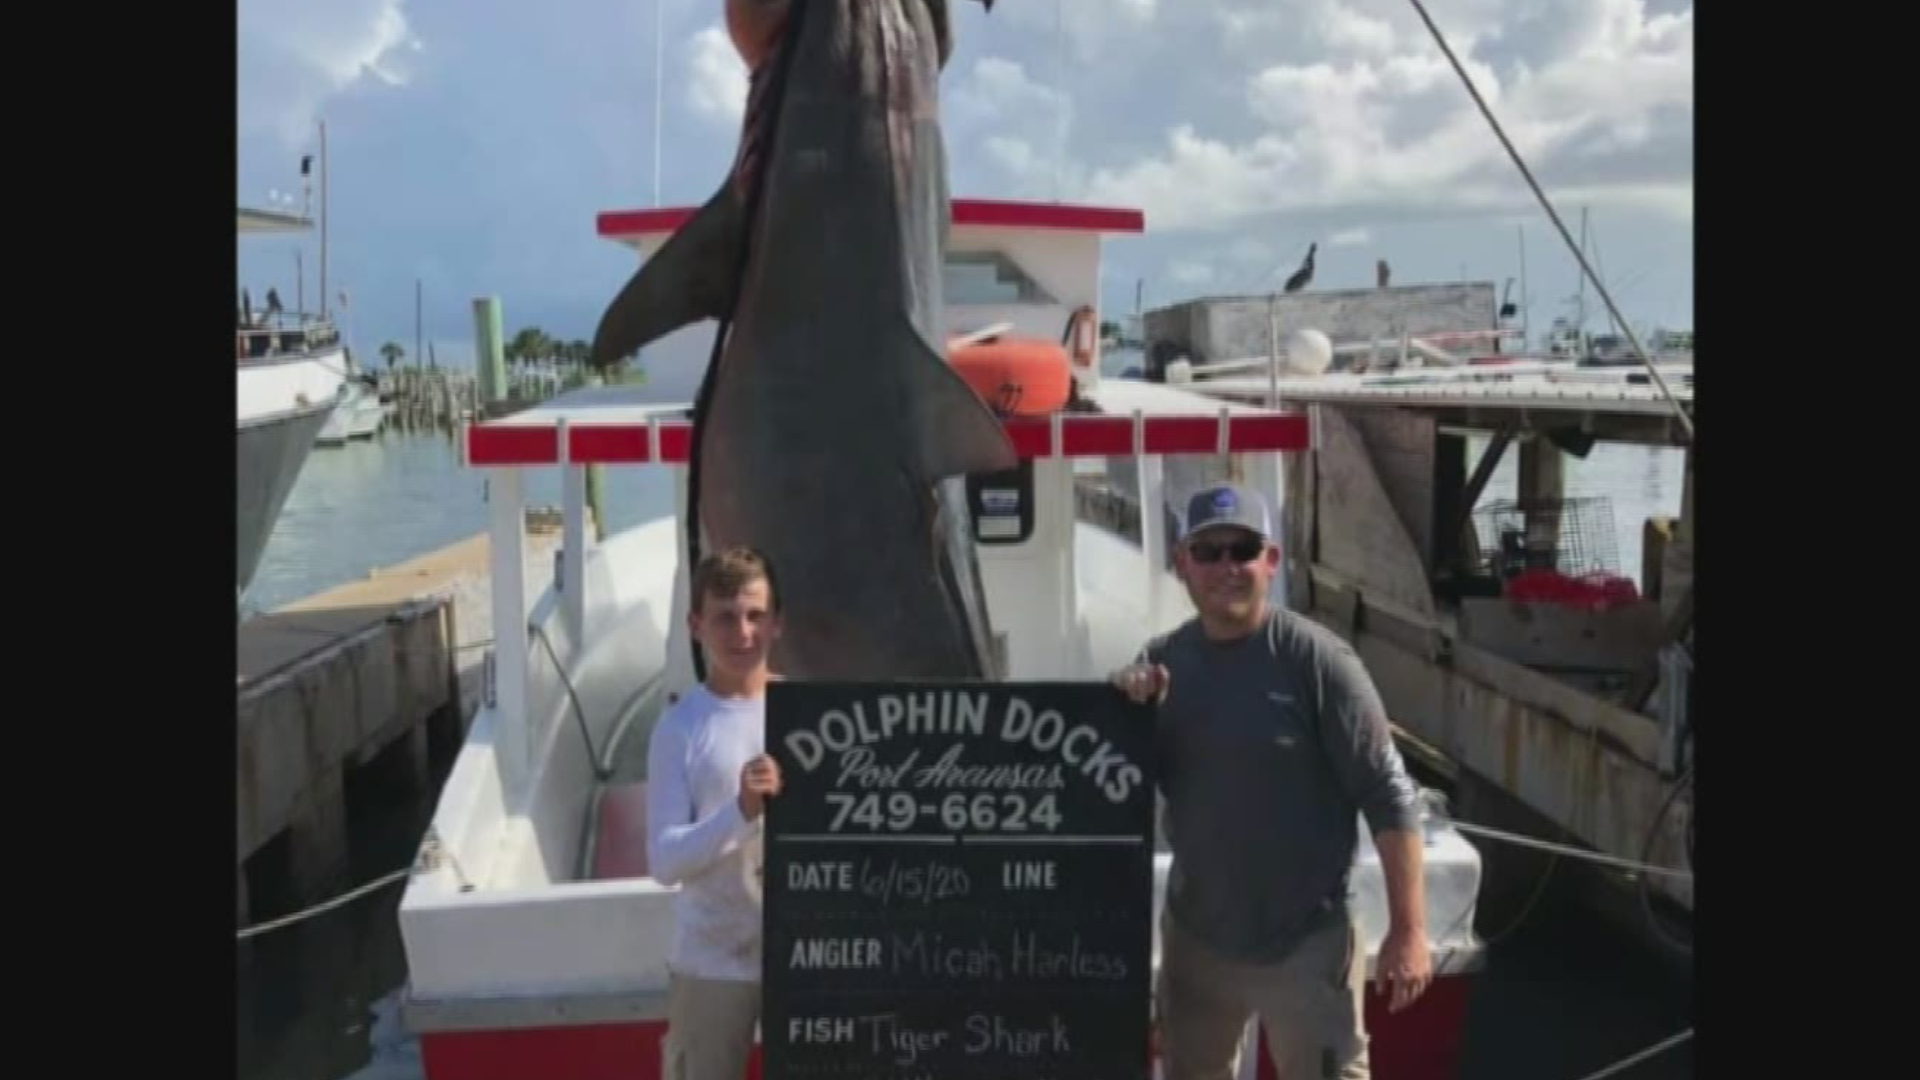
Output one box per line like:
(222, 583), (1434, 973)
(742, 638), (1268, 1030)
(1469, 496), (1620, 579)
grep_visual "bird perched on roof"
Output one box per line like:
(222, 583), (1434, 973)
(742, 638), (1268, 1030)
(1377, 258), (1391, 288)
(1283, 243), (1316, 292)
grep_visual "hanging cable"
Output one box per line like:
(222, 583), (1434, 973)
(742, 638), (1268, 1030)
(1403, 0), (1693, 443)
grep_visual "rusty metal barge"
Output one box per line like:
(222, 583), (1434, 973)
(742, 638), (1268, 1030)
(1154, 338), (1695, 951)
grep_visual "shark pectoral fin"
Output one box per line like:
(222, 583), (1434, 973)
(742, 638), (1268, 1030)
(589, 189), (742, 369)
(905, 328), (1020, 481)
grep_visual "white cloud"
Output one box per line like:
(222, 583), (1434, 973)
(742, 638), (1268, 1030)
(1169, 261), (1216, 286)
(992, 0), (1159, 65)
(1330, 227), (1371, 247)
(1065, 0), (1691, 230)
(237, 0), (422, 145)
(949, 56), (1080, 197)
(687, 24), (748, 127)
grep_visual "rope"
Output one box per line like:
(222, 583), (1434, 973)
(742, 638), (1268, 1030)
(1452, 820), (1692, 880)
(1402, 0), (1693, 444)
(236, 867), (413, 941)
(1570, 1029), (1693, 1080)
(532, 623), (614, 782)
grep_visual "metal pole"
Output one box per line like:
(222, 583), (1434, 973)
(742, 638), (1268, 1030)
(1517, 224), (1529, 350)
(1267, 294), (1279, 408)
(1404, 0), (1692, 442)
(653, 0), (664, 207)
(319, 120), (328, 319)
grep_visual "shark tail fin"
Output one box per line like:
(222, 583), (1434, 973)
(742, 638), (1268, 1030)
(589, 189), (741, 370)
(904, 326), (1019, 482)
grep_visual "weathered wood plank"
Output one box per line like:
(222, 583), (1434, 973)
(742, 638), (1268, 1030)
(1305, 564), (1662, 766)
(1458, 597), (1665, 672)
(1314, 407), (1437, 618)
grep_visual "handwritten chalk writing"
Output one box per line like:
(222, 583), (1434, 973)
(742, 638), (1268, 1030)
(888, 930), (1129, 981)
(858, 1014), (951, 1067)
(965, 1013), (1072, 1056)
(764, 681), (1154, 1080)
(859, 857), (972, 906)
(783, 694), (1142, 804)
(835, 747), (924, 789)
(913, 744), (1065, 792)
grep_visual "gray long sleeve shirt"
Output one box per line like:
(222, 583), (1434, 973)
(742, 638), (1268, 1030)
(1138, 604), (1420, 965)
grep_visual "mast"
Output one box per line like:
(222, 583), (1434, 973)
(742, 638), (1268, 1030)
(653, 0), (664, 207)
(1517, 224), (1529, 350)
(319, 120), (329, 320)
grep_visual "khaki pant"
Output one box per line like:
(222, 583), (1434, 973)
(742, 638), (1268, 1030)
(1157, 910), (1370, 1080)
(663, 973), (760, 1080)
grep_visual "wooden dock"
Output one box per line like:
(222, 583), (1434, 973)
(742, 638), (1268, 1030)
(236, 516), (564, 935)
(379, 367), (579, 431)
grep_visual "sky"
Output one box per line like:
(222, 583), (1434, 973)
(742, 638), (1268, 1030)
(236, 0), (1693, 374)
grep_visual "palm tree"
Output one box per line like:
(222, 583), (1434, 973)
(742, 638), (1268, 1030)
(380, 341), (404, 370)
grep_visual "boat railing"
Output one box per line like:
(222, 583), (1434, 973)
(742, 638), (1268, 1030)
(236, 312), (341, 363)
(1178, 326), (1532, 382)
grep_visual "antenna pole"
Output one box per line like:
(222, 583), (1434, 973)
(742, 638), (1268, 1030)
(1055, 0), (1065, 202)
(653, 0), (664, 207)
(1517, 224), (1529, 350)
(319, 120), (329, 320)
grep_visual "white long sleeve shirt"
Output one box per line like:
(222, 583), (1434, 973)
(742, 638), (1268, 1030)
(645, 683), (766, 982)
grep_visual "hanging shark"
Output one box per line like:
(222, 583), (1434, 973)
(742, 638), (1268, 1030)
(589, 0), (1013, 680)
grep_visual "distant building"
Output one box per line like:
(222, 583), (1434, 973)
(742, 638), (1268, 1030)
(1142, 282), (1501, 375)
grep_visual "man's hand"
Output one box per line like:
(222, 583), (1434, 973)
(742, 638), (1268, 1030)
(1374, 924), (1432, 1013)
(1111, 663), (1169, 705)
(738, 754), (782, 820)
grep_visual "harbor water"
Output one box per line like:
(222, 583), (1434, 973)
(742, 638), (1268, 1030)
(238, 365), (1692, 1080)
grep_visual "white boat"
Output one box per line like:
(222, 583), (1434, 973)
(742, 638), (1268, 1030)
(392, 199), (1486, 1080)
(317, 376), (388, 444)
(236, 205), (346, 602)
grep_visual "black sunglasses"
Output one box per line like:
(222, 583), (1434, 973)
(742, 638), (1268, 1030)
(1186, 535), (1266, 564)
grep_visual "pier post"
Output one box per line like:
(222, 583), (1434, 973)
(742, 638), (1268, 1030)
(560, 420), (588, 642)
(489, 468), (531, 800)
(472, 298), (507, 415)
(585, 372), (606, 542)
(286, 766), (350, 898)
(1519, 433), (1565, 564)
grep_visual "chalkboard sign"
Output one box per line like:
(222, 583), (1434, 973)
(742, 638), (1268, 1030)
(763, 681), (1156, 1080)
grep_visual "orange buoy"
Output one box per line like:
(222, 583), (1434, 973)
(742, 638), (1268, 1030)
(948, 334), (1073, 416)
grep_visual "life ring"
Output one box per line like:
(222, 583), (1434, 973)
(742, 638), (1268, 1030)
(949, 334), (1072, 416)
(1063, 304), (1098, 369)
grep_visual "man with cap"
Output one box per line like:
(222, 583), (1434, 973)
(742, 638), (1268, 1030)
(1113, 482), (1430, 1080)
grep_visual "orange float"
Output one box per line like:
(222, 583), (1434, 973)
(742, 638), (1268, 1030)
(948, 332), (1073, 416)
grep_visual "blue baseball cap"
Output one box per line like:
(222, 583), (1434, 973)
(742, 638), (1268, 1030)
(1182, 483), (1272, 542)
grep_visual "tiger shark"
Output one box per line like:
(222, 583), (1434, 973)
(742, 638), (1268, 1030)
(588, 0), (1014, 680)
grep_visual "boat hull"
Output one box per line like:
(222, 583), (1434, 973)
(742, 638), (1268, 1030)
(236, 396), (335, 596)
(317, 382), (387, 444)
(236, 345), (346, 598)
